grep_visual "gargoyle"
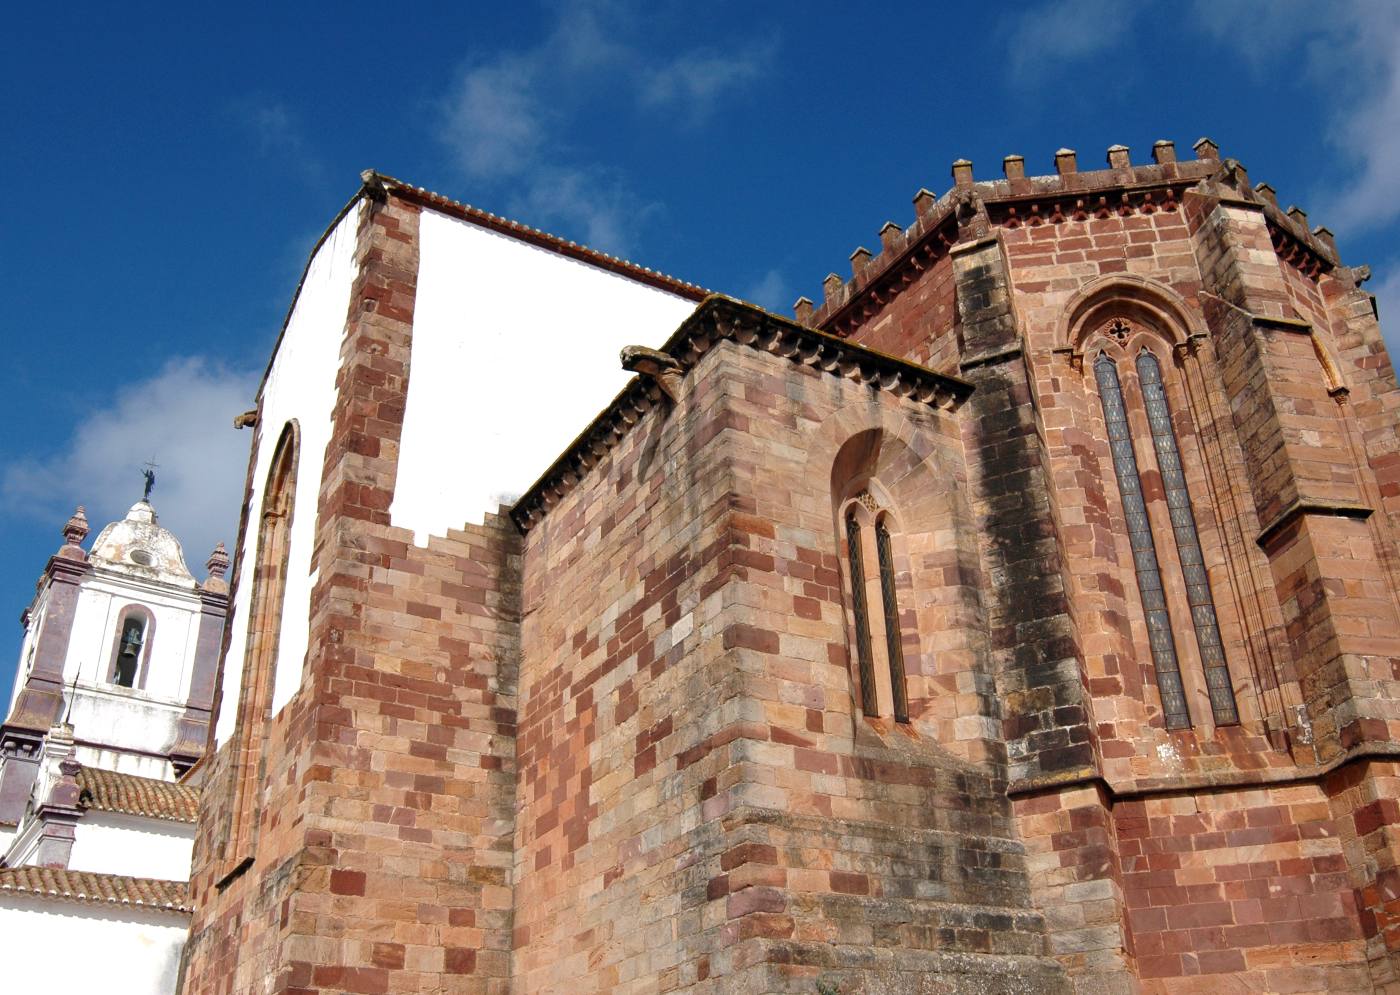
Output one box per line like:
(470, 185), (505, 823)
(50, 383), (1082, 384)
(620, 345), (684, 403)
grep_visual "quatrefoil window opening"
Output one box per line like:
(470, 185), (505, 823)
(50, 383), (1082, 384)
(1105, 317), (1133, 346)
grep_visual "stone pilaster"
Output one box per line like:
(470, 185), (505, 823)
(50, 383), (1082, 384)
(953, 234), (1093, 786)
(1186, 186), (1400, 760)
(0, 510), (91, 825)
(1188, 182), (1400, 988)
(952, 234), (1132, 991)
(167, 545), (231, 773)
(32, 730), (82, 868)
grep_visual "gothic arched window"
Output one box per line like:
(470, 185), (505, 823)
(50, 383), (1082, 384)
(1092, 322), (1240, 729)
(845, 508), (878, 717)
(839, 490), (911, 723)
(1135, 351), (1238, 725)
(875, 516), (909, 723)
(223, 420), (299, 881)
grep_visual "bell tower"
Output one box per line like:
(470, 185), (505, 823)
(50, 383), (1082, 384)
(0, 498), (229, 849)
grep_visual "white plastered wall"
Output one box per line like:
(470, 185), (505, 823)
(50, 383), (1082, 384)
(67, 812), (195, 881)
(7, 592), (45, 716)
(215, 205), (362, 742)
(0, 897), (187, 995)
(64, 573), (201, 703)
(391, 208), (699, 543)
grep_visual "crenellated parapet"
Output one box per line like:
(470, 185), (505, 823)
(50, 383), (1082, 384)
(801, 138), (1348, 337)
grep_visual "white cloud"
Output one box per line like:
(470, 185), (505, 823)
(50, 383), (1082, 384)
(1187, 0), (1315, 70)
(1006, 0), (1400, 236)
(742, 269), (790, 313)
(1004, 0), (1134, 82)
(437, 2), (772, 254)
(3, 358), (260, 576)
(640, 45), (770, 123)
(1311, 3), (1400, 232)
(233, 98), (324, 182)
(1371, 262), (1400, 357)
(507, 164), (661, 255)
(1191, 0), (1400, 234)
(441, 56), (545, 180)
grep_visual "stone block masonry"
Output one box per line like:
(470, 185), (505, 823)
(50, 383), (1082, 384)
(181, 138), (1400, 994)
(514, 335), (1065, 992)
(182, 191), (522, 995)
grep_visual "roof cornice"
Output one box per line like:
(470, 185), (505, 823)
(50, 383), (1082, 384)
(510, 295), (972, 533)
(366, 172), (711, 302)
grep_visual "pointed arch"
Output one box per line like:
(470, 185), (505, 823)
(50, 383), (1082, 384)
(1059, 275), (1207, 360)
(222, 419), (299, 882)
(1077, 282), (1244, 730)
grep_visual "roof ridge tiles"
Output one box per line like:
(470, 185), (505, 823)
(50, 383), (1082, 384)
(0, 866), (192, 914)
(366, 171), (711, 301)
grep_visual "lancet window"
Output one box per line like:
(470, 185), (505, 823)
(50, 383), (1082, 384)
(1091, 318), (1239, 728)
(875, 517), (909, 723)
(224, 421), (298, 881)
(845, 509), (878, 717)
(840, 489), (911, 723)
(1136, 351), (1239, 725)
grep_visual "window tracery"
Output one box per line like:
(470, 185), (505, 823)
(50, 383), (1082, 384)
(1090, 319), (1240, 730)
(1094, 353), (1193, 729)
(839, 489), (911, 723)
(223, 420), (299, 881)
(1136, 351), (1239, 725)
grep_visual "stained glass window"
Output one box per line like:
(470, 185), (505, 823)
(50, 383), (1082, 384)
(875, 518), (909, 723)
(845, 510), (878, 717)
(1136, 351), (1239, 725)
(1095, 353), (1193, 729)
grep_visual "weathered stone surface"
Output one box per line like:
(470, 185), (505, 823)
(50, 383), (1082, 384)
(182, 148), (1400, 994)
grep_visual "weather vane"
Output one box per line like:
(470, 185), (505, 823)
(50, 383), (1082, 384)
(141, 459), (158, 501)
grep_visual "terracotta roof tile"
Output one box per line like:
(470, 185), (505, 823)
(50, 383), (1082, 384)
(0, 867), (191, 913)
(368, 172), (712, 302)
(77, 767), (199, 823)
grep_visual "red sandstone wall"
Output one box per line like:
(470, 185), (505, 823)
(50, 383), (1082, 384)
(832, 163), (1400, 989)
(183, 194), (522, 995)
(181, 154), (1400, 995)
(1118, 783), (1367, 991)
(841, 252), (960, 375)
(515, 339), (1065, 993)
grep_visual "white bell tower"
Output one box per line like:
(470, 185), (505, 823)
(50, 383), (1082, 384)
(0, 498), (229, 841)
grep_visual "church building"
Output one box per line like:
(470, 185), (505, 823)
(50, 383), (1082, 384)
(178, 138), (1400, 994)
(0, 496), (227, 994)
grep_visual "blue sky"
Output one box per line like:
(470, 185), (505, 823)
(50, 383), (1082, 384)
(4, 0), (1399, 704)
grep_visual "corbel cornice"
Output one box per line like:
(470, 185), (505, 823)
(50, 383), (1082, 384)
(510, 296), (973, 533)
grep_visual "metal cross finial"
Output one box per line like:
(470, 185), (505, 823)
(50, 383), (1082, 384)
(141, 459), (159, 501)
